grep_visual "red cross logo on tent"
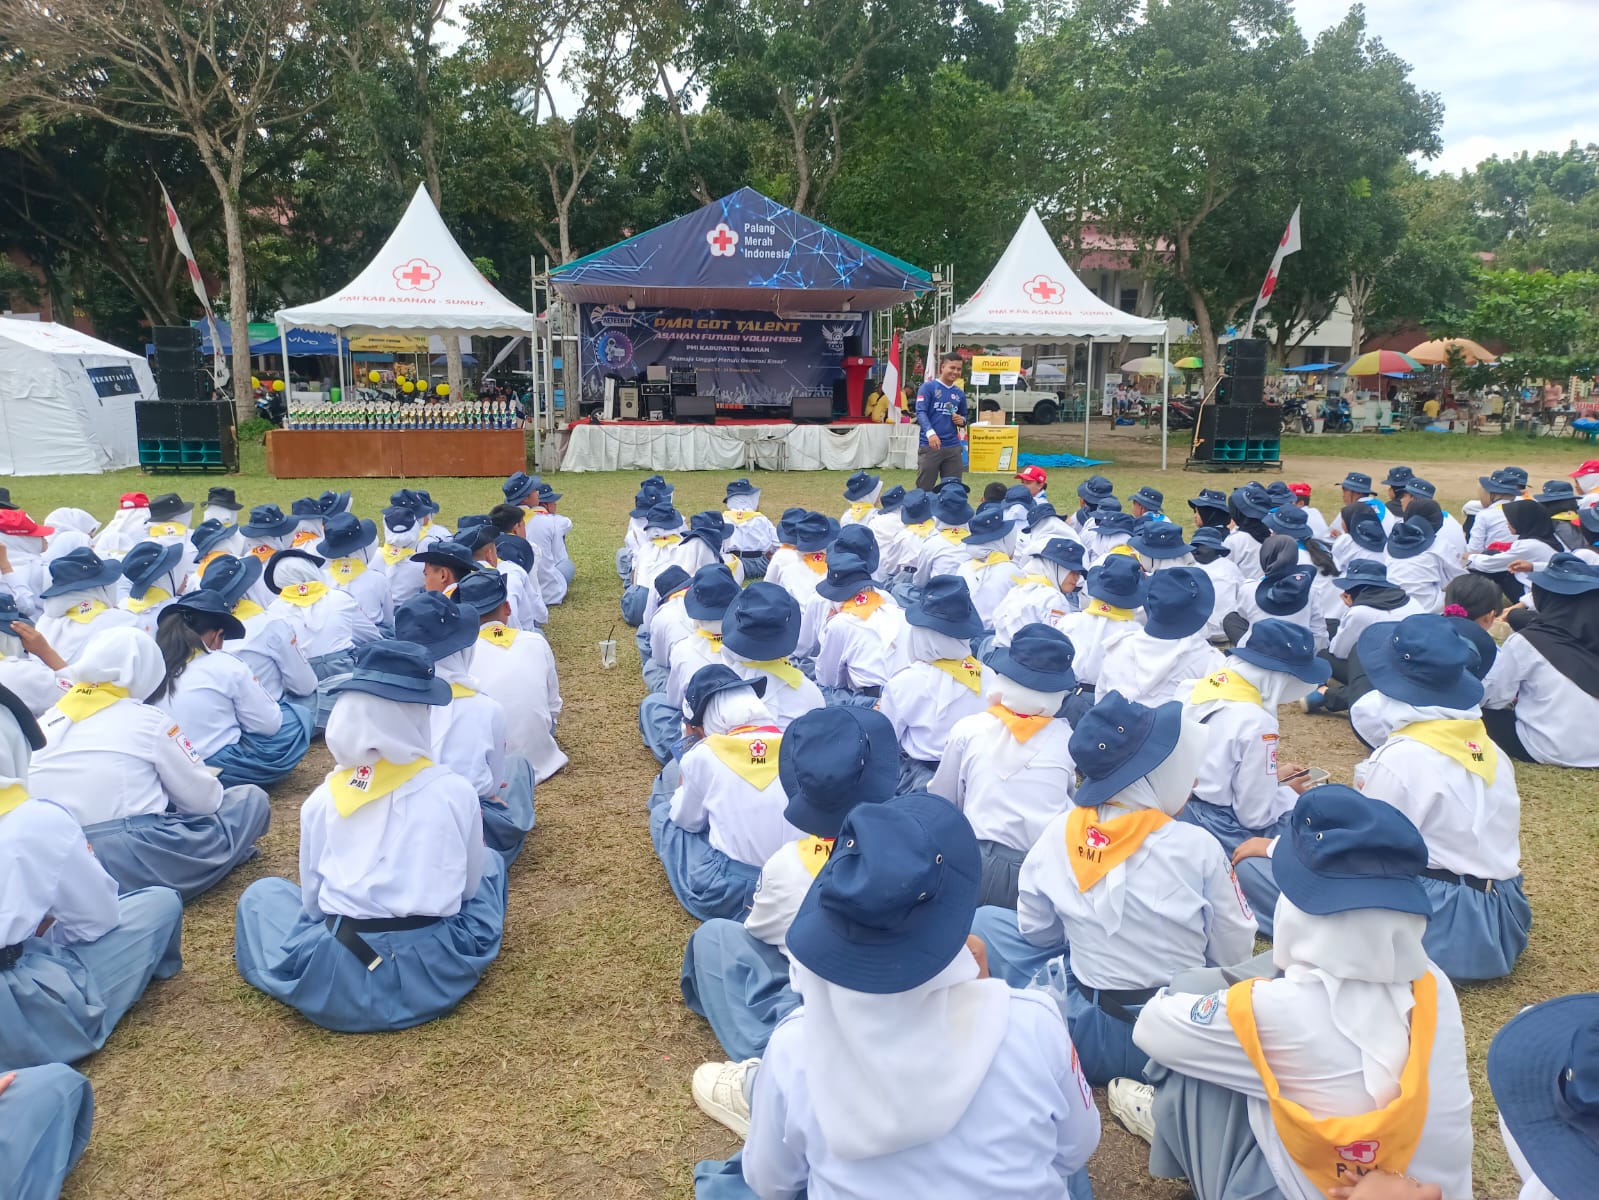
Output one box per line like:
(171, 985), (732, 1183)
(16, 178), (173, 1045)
(707, 223), (740, 257)
(393, 257), (442, 291)
(1024, 274), (1064, 304)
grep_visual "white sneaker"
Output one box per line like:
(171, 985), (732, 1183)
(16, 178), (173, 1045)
(692, 1058), (758, 1137)
(1107, 1077), (1156, 1144)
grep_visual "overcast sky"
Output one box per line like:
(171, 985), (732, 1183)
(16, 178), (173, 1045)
(1291, 0), (1599, 174)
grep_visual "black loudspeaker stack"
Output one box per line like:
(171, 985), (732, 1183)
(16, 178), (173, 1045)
(152, 325), (209, 403)
(1191, 337), (1280, 468)
(138, 325), (238, 473)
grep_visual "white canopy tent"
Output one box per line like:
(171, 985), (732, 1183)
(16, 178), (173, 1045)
(0, 319), (150, 474)
(914, 208), (1173, 465)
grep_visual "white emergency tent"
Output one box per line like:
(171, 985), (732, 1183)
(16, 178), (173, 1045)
(916, 208), (1173, 465)
(0, 319), (149, 474)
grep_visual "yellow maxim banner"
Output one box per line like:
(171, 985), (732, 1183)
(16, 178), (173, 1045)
(967, 425), (1020, 473)
(971, 355), (1022, 375)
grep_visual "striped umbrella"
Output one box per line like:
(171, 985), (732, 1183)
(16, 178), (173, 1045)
(1342, 349), (1422, 376)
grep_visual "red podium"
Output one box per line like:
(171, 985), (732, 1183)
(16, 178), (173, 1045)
(842, 355), (876, 419)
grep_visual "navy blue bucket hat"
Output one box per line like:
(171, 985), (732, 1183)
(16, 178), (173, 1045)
(684, 663), (766, 726)
(1085, 556), (1149, 609)
(779, 707), (898, 837)
(1272, 785), (1430, 917)
(905, 575), (985, 640)
(199, 554), (262, 608)
(985, 623), (1075, 692)
(683, 564), (740, 620)
(1358, 613), (1485, 710)
(334, 640), (452, 706)
(1070, 693), (1184, 808)
(1488, 993), (1599, 1200)
(1143, 567), (1215, 640)
(41, 548), (123, 598)
(395, 591), (480, 661)
(1230, 618), (1331, 685)
(721, 582), (803, 660)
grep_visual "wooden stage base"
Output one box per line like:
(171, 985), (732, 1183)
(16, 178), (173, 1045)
(265, 429), (527, 479)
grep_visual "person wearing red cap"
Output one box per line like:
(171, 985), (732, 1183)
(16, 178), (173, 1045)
(92, 494), (152, 558)
(1014, 465), (1049, 505)
(1286, 483), (1330, 540)
(0, 510), (55, 617)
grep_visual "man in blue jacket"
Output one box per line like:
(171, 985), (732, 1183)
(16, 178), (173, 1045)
(915, 352), (969, 489)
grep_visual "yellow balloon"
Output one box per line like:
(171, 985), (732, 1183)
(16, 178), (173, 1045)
(368, 370), (381, 384)
(402, 380), (415, 393)
(417, 380), (430, 393)
(250, 375), (260, 389)
(272, 379), (285, 392)
(436, 383), (450, 396)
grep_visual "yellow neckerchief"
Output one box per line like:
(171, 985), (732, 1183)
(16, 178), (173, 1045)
(666, 586), (691, 604)
(747, 658), (804, 688)
(479, 622), (519, 648)
(939, 526), (969, 544)
(1392, 719), (1499, 784)
(1065, 806), (1173, 891)
(1085, 598), (1136, 622)
(726, 510), (761, 525)
(198, 549), (227, 575)
(987, 703), (1053, 743)
(57, 682), (131, 722)
(327, 556), (367, 585)
(931, 656), (984, 693)
(974, 551), (1011, 567)
(381, 543), (411, 568)
(694, 629), (725, 653)
(800, 550), (828, 575)
(1107, 543), (1140, 559)
(146, 521), (187, 538)
(903, 520), (935, 537)
(651, 533), (682, 549)
(291, 529), (321, 548)
(1227, 972), (1437, 1194)
(523, 505), (550, 518)
(1189, 669), (1264, 708)
(124, 586), (172, 614)
(845, 501), (876, 522)
(0, 783), (29, 818)
(795, 835), (836, 878)
(831, 590), (886, 622)
(248, 543), (276, 563)
(449, 682), (477, 700)
(63, 599), (109, 625)
(278, 581), (329, 607)
(233, 598), (265, 620)
(704, 725), (783, 789)
(1011, 573), (1055, 588)
(329, 756), (436, 818)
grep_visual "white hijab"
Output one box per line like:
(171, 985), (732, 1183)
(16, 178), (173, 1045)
(789, 949), (1011, 1160)
(434, 646), (479, 691)
(691, 616), (723, 636)
(384, 519), (422, 551)
(1271, 895), (1430, 1104)
(963, 529), (1017, 561)
(325, 688), (432, 769)
(69, 626), (166, 700)
(0, 694), (32, 790)
(93, 506), (149, 556)
(726, 491), (761, 514)
(1224, 654), (1310, 711)
(42, 530), (91, 567)
(44, 508), (100, 537)
(1138, 551), (1196, 572)
(202, 504), (239, 527)
(907, 626), (970, 666)
(687, 685), (772, 733)
(0, 533), (45, 566)
(1352, 693), (1480, 747)
(41, 582), (121, 622)
(271, 555), (336, 635)
(982, 673), (1068, 777)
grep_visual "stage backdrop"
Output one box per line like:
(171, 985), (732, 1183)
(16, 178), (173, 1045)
(580, 305), (863, 408)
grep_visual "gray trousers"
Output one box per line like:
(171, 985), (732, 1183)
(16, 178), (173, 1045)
(916, 442), (965, 490)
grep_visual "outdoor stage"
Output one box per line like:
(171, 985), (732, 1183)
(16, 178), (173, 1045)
(554, 419), (919, 473)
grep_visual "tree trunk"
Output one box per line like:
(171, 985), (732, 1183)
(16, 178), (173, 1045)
(1191, 293), (1219, 395)
(220, 191), (254, 423)
(1346, 273), (1371, 359)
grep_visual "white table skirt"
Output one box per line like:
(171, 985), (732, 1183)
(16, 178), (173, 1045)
(556, 422), (918, 473)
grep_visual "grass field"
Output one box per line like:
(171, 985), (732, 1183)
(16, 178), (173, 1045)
(14, 422), (1598, 1199)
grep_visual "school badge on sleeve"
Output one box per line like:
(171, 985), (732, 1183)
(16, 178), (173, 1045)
(1190, 993), (1219, 1025)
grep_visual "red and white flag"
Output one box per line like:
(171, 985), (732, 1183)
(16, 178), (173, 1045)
(1244, 205), (1302, 337)
(157, 177), (227, 386)
(881, 329), (904, 421)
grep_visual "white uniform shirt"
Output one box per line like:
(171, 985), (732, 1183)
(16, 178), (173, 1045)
(1327, 600), (1424, 661)
(0, 798), (122, 947)
(431, 691), (508, 800)
(33, 698), (223, 824)
(744, 839), (821, 952)
(1014, 519), (1077, 562)
(648, 593), (695, 671)
(331, 562), (393, 633)
(1466, 499), (1511, 554)
(154, 649), (282, 759)
(1481, 632), (1599, 768)
(1018, 814), (1257, 989)
(724, 659), (824, 731)
(235, 613), (318, 701)
(385, 554), (426, 611)
(298, 764), (486, 920)
(1224, 531), (1263, 580)
(744, 993), (1100, 1200)
(667, 633), (728, 711)
(723, 510), (779, 554)
(1134, 967), (1473, 1200)
(1, 567), (43, 619)
(524, 511), (573, 604)
(669, 735), (801, 866)
(879, 525), (935, 583)
(496, 558), (547, 630)
(1436, 513), (1468, 563)
(912, 533), (971, 588)
(1235, 587), (1328, 653)
(1330, 537), (1384, 574)
(814, 599), (909, 692)
(36, 608), (139, 665)
(1386, 549), (1464, 614)
(1299, 505), (1330, 541)
(1096, 631), (1225, 707)
(763, 546), (800, 594)
(1050, 610), (1142, 687)
(265, 588), (378, 659)
(471, 626), (565, 781)
(991, 580), (1075, 650)
(878, 661), (988, 762)
(1187, 697), (1297, 832)
(1196, 557), (1244, 641)
(928, 711), (1075, 851)
(955, 557), (1017, 628)
(0, 654), (67, 715)
(1467, 539), (1557, 595)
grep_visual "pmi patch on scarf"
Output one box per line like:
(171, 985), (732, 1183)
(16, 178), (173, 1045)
(1337, 1140), (1380, 1166)
(747, 737), (771, 765)
(349, 764), (375, 791)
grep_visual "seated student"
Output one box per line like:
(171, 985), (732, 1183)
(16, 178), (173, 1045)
(1128, 521), (1193, 574)
(1402, 480), (1469, 561)
(201, 485), (244, 528)
(266, 547), (379, 675)
(971, 694), (1256, 1083)
(954, 506), (1019, 630)
(840, 471), (882, 527)
(239, 503), (297, 574)
(641, 565), (693, 692)
(980, 482), (1007, 508)
(1183, 488), (1230, 538)
(35, 548), (136, 665)
(1381, 466), (1415, 517)
(484, 516), (548, 630)
(1224, 485), (1273, 579)
(0, 509), (55, 616)
(1014, 499), (1074, 560)
(1488, 993), (1599, 1200)
(912, 491), (975, 589)
(1383, 514), (1452, 614)
(1097, 567), (1223, 706)
(454, 570), (566, 784)
(119, 540), (188, 636)
(0, 594), (68, 716)
(1014, 464), (1049, 506)
(1115, 789), (1473, 1200)
(1081, 505), (1136, 568)
(1302, 559), (1425, 715)
(234, 641), (507, 1033)
(1467, 497), (1563, 603)
(152, 591), (310, 790)
(285, 497), (327, 550)
(760, 507), (807, 595)
(1534, 478), (1588, 549)
(396, 592), (534, 866)
(1129, 485), (1164, 521)
(720, 583), (824, 732)
(1466, 468), (1523, 554)
(1330, 502), (1389, 573)
(878, 490), (936, 604)
(681, 706), (896, 1064)
(1182, 619), (1326, 863)
(769, 513), (834, 608)
(1188, 526), (1242, 642)
(1051, 554), (1148, 694)
(1481, 553), (1599, 769)
(31, 627), (270, 902)
(930, 623), (1077, 908)
(409, 538), (479, 599)
(1329, 470), (1399, 536)
(0, 1062), (94, 1200)
(623, 503), (687, 626)
(806, 534), (907, 707)
(523, 482), (574, 605)
(1001, 484), (1036, 527)
(190, 516), (246, 582)
(618, 478), (671, 581)
(878, 576), (989, 793)
(379, 504), (428, 609)
(638, 565), (742, 763)
(1228, 549), (1326, 653)
(318, 512), (393, 636)
(90, 493), (149, 559)
(199, 554), (318, 713)
(1287, 481), (1330, 540)
(1073, 474), (1115, 531)
(722, 478), (778, 580)
(862, 484), (907, 556)
(992, 537), (1083, 650)
(648, 665), (799, 922)
(691, 791), (1101, 1200)
(1264, 504), (1343, 627)
(0, 681), (185, 1071)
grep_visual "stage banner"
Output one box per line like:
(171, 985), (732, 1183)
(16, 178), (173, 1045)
(580, 304), (862, 408)
(968, 425), (1019, 473)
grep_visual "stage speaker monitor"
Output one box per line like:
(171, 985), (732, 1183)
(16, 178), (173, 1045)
(152, 326), (200, 353)
(791, 394), (833, 423)
(1223, 337), (1268, 380)
(1216, 375), (1265, 406)
(672, 394), (716, 424)
(618, 385), (641, 420)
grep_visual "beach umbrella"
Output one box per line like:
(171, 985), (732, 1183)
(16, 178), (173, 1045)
(1174, 356), (1204, 369)
(1406, 337), (1496, 366)
(1342, 349), (1422, 376)
(1119, 356), (1181, 377)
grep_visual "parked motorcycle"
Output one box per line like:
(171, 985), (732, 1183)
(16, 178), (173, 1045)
(1279, 396), (1315, 433)
(1319, 396), (1354, 433)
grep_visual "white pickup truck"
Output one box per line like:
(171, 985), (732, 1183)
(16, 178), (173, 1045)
(976, 387), (1079, 425)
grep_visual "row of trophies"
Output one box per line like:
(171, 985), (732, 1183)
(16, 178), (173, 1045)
(282, 397), (523, 431)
